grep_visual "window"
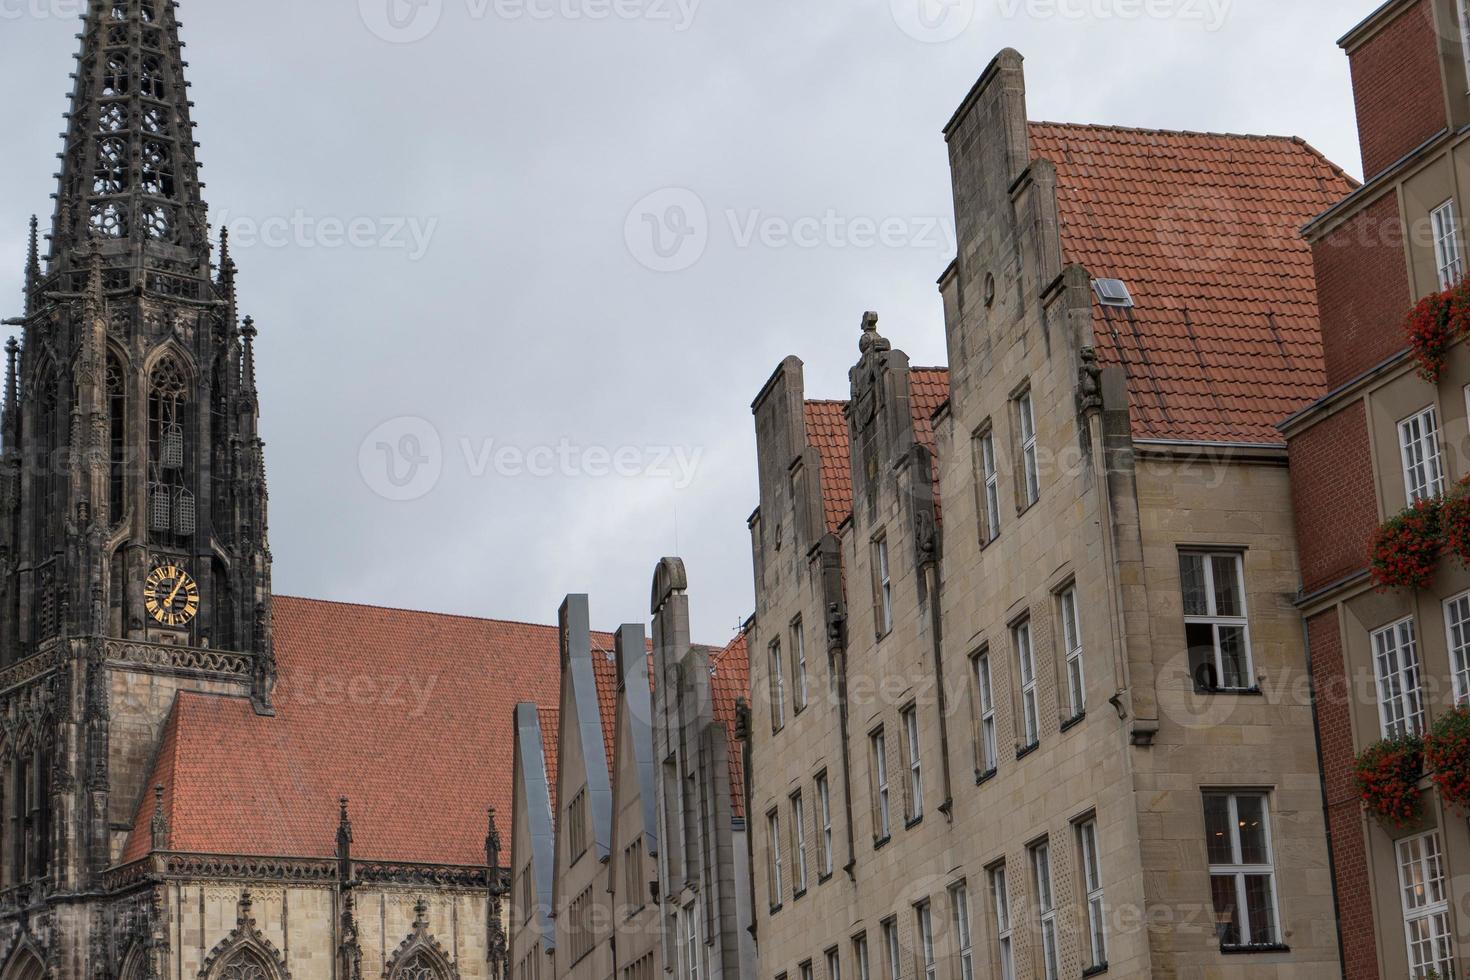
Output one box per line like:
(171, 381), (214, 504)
(520, 862), (534, 923)
(1460, 0), (1470, 93)
(989, 866), (1014, 980)
(973, 650), (998, 775)
(685, 904), (701, 980)
(1180, 552), (1254, 692)
(1433, 199), (1465, 289)
(816, 772), (834, 878)
(1447, 592), (1470, 705)
(1374, 617), (1425, 739)
(871, 728), (891, 841)
(1060, 587), (1085, 717)
(915, 903), (937, 980)
(1204, 793), (1280, 949)
(801, 962), (814, 980)
(624, 839), (645, 916)
(1077, 819), (1107, 970)
(1014, 621), (1039, 748)
(882, 919), (902, 980)
(976, 428), (1001, 543)
(791, 791), (809, 895)
(1017, 390), (1040, 507)
(853, 935), (871, 980)
(770, 640), (787, 732)
(1400, 406), (1446, 504)
(1031, 842), (1059, 980)
(875, 537), (894, 637)
(902, 705), (924, 821)
(826, 950), (842, 980)
(951, 884), (975, 980)
(793, 618), (809, 712)
(569, 788), (589, 862)
(1397, 831), (1455, 978)
(767, 810), (784, 909)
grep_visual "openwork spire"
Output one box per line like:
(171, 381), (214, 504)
(50, 0), (209, 270)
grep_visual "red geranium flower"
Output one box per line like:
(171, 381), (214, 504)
(1354, 735), (1424, 828)
(1370, 496), (1443, 592)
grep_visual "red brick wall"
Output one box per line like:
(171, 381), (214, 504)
(1349, 0), (1447, 178)
(1289, 401), (1379, 594)
(1313, 192), (1412, 389)
(1308, 610), (1380, 980)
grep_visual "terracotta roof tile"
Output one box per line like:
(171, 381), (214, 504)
(539, 706), (560, 812)
(1028, 121), (1356, 445)
(588, 639), (619, 776)
(122, 596), (624, 867)
(709, 632), (749, 819)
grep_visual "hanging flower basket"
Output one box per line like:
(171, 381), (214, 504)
(1443, 477), (1470, 570)
(1354, 734), (1425, 828)
(1426, 707), (1470, 814)
(1370, 496), (1443, 592)
(1406, 289), (1455, 383)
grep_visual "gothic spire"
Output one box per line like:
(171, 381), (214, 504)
(2, 338), (18, 449)
(23, 216), (39, 302)
(241, 316), (258, 394)
(50, 0), (210, 271)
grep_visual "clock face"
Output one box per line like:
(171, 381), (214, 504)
(144, 564), (199, 628)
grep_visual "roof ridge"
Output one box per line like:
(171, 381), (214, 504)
(275, 594), (619, 638)
(1028, 118), (1311, 144)
(804, 398), (849, 406)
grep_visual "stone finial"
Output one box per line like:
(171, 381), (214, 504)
(149, 784), (169, 851)
(241, 316), (258, 393)
(485, 807), (502, 872)
(858, 311), (890, 356)
(24, 216), (40, 289)
(337, 796), (354, 883)
(236, 889), (255, 927)
(4, 338), (19, 426)
(413, 898), (429, 931)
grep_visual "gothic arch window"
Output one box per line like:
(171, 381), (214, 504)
(390, 950), (449, 980)
(384, 903), (458, 980)
(0, 947), (44, 980)
(118, 944), (146, 980)
(211, 947), (277, 980)
(147, 354), (194, 545)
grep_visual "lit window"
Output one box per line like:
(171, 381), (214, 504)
(1400, 407), (1446, 504)
(816, 772), (834, 878)
(915, 903), (937, 980)
(973, 651), (998, 775)
(1077, 819), (1107, 970)
(1031, 842), (1059, 980)
(882, 919), (902, 980)
(976, 428), (1001, 543)
(1205, 793), (1280, 949)
(791, 791), (809, 895)
(770, 640), (786, 732)
(793, 618), (809, 712)
(1180, 552), (1254, 692)
(1397, 831), (1456, 977)
(989, 865), (1014, 980)
(871, 729), (891, 841)
(951, 884), (975, 980)
(1017, 390), (1039, 507)
(1060, 587), (1085, 716)
(875, 537), (893, 637)
(902, 705), (924, 821)
(1433, 199), (1464, 289)
(1374, 617), (1425, 739)
(767, 810), (783, 909)
(1014, 621), (1039, 748)
(1446, 593), (1470, 705)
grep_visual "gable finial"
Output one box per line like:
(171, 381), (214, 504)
(485, 807), (502, 873)
(150, 784), (170, 851)
(24, 215), (40, 295)
(413, 897), (429, 932)
(337, 796), (354, 883)
(241, 315), (258, 392)
(858, 310), (889, 355)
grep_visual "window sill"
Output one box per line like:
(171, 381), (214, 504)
(1060, 711), (1086, 733)
(1081, 964), (1109, 978)
(905, 814), (924, 831)
(818, 872), (834, 886)
(1016, 741), (1040, 761)
(792, 888), (807, 902)
(975, 767), (998, 786)
(1194, 686), (1263, 697)
(1219, 943), (1290, 955)
(769, 903), (783, 916)
(873, 835), (892, 852)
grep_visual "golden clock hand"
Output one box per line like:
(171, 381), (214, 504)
(165, 575), (186, 607)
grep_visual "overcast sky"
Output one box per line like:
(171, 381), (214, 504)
(0, 0), (1384, 644)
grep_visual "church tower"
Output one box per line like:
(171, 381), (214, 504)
(0, 1), (271, 972)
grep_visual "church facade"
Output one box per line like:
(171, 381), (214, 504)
(0, 3), (588, 978)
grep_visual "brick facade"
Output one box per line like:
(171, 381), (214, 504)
(1312, 192), (1412, 389)
(1288, 401), (1379, 594)
(1348, 0), (1448, 178)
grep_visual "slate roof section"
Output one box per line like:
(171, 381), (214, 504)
(709, 631), (749, 820)
(1028, 121), (1357, 445)
(123, 595), (627, 867)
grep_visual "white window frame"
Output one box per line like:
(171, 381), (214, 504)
(1433, 199), (1465, 289)
(989, 865), (1014, 980)
(974, 651), (998, 775)
(1205, 793), (1281, 949)
(872, 729), (891, 841)
(915, 903), (937, 980)
(1078, 819), (1107, 969)
(979, 429), (1001, 542)
(685, 903), (701, 980)
(801, 962), (814, 980)
(1396, 831), (1456, 979)
(1018, 390), (1040, 507)
(854, 935), (871, 980)
(791, 791), (809, 895)
(1399, 406), (1446, 505)
(770, 640), (787, 732)
(793, 618), (809, 712)
(1374, 617), (1426, 739)
(1447, 592), (1470, 706)
(883, 919), (902, 980)
(1032, 842), (1059, 980)
(767, 810), (784, 908)
(1180, 552), (1255, 692)
(826, 950), (842, 980)
(1015, 621), (1039, 748)
(816, 772), (834, 878)
(903, 705), (924, 821)
(1460, 0), (1470, 93)
(876, 537), (894, 637)
(1060, 587), (1085, 716)
(952, 884), (975, 980)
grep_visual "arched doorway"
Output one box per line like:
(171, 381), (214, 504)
(0, 947), (46, 980)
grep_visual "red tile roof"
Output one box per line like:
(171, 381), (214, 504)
(539, 706), (560, 812)
(709, 632), (749, 819)
(1028, 122), (1357, 445)
(123, 596), (625, 867)
(589, 640), (619, 776)
(803, 368), (951, 534)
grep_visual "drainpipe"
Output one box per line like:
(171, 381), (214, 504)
(1302, 615), (1349, 980)
(924, 558), (955, 820)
